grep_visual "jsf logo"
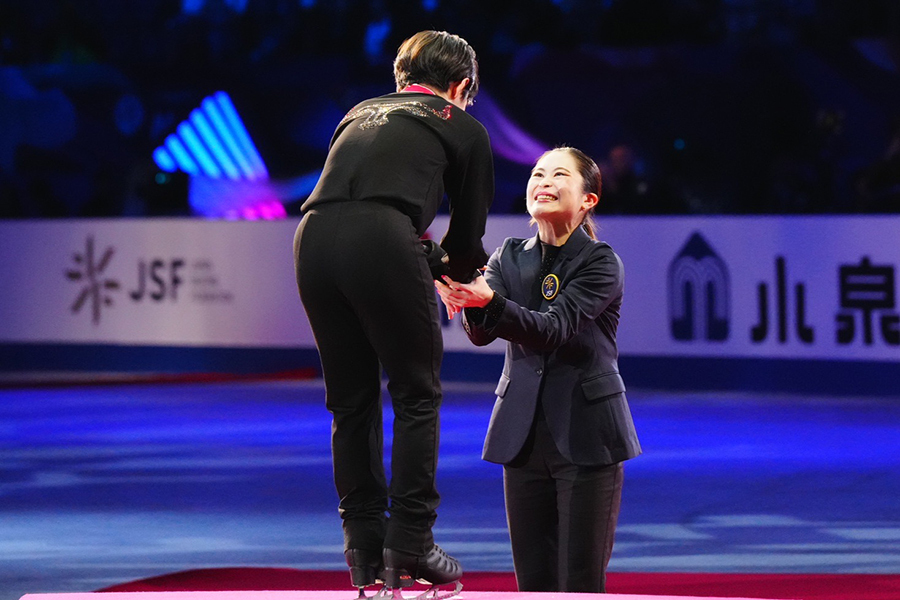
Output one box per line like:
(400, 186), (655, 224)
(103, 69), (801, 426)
(66, 236), (120, 325)
(129, 258), (185, 302)
(66, 236), (187, 325)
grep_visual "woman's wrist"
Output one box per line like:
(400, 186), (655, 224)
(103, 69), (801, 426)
(482, 292), (506, 320)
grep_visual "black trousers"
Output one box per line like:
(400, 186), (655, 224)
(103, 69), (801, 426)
(503, 409), (624, 593)
(294, 201), (443, 556)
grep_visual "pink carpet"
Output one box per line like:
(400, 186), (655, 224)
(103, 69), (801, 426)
(90, 567), (900, 599)
(24, 592), (774, 600)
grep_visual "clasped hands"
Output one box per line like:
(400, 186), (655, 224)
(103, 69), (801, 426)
(434, 273), (494, 320)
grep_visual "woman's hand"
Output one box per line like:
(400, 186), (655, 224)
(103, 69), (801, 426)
(434, 275), (494, 319)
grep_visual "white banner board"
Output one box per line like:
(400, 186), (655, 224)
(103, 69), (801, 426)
(2, 216), (900, 363)
(0, 219), (309, 347)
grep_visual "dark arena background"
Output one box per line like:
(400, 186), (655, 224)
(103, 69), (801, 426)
(2, 2), (900, 600)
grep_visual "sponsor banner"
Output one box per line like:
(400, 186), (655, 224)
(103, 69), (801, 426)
(0, 219), (309, 347)
(2, 216), (900, 363)
(439, 215), (900, 362)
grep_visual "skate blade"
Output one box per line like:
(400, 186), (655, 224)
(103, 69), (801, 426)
(356, 585), (389, 600)
(415, 581), (463, 600)
(369, 581), (462, 600)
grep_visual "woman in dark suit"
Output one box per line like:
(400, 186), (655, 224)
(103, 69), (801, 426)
(436, 147), (641, 593)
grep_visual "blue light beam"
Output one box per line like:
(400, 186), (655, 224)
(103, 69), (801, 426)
(199, 96), (256, 179)
(177, 121), (222, 178)
(153, 147), (177, 173)
(190, 109), (241, 180)
(213, 91), (268, 179)
(152, 91), (268, 181)
(164, 135), (200, 176)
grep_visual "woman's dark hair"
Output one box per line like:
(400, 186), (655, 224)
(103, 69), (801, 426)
(531, 146), (602, 239)
(393, 30), (479, 105)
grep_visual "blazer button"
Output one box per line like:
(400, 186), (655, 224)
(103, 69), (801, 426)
(536, 368), (543, 376)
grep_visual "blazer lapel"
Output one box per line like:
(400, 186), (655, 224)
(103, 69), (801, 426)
(539, 227), (592, 311)
(520, 235), (543, 309)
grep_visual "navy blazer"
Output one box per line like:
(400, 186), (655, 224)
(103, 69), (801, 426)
(463, 227), (642, 467)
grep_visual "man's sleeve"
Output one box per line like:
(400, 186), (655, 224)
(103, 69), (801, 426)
(441, 124), (494, 283)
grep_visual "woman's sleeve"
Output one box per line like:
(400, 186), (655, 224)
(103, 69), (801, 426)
(461, 242), (508, 346)
(483, 245), (623, 352)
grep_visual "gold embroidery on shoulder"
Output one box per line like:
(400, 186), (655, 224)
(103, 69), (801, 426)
(339, 102), (452, 130)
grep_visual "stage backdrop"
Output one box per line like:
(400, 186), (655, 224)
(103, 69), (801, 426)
(2, 215), (900, 369)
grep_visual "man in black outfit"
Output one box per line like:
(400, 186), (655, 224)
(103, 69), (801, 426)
(293, 30), (493, 594)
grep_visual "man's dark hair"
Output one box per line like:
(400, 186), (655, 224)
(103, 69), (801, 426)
(393, 30), (479, 105)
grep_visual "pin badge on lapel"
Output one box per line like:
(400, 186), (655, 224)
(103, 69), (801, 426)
(542, 274), (560, 300)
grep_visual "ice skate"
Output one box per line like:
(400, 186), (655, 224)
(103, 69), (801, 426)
(346, 549), (387, 599)
(375, 544), (463, 600)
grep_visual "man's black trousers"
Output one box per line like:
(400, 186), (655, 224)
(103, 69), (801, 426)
(294, 200), (443, 557)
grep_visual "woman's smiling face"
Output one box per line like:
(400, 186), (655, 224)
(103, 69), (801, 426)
(526, 149), (591, 226)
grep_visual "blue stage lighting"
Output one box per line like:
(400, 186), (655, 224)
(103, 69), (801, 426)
(182, 0), (247, 14)
(213, 91), (268, 179)
(153, 91), (268, 181)
(228, 0), (248, 13)
(182, 0), (204, 14)
(199, 96), (256, 179)
(177, 121), (222, 178)
(190, 109), (241, 180)
(151, 91), (288, 219)
(164, 135), (200, 176)
(153, 147), (177, 173)
(364, 18), (392, 63)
